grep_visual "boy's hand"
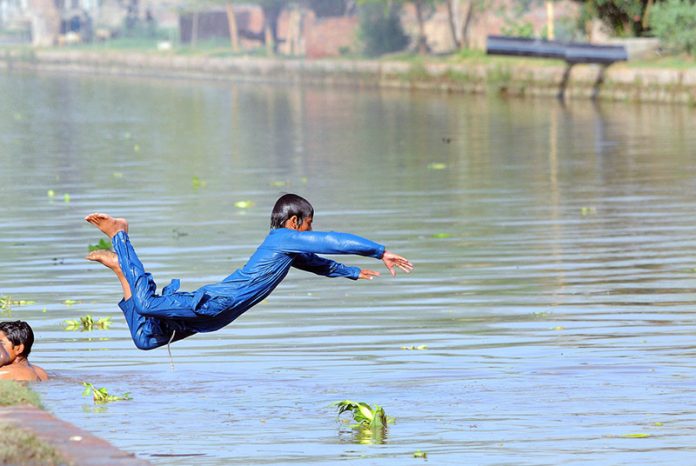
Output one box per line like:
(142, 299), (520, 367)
(359, 269), (380, 280)
(382, 251), (413, 277)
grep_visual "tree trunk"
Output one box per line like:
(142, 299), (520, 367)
(642, 0), (654, 29)
(262, 5), (282, 55)
(191, 11), (199, 47)
(460, 0), (474, 49)
(225, 3), (239, 52)
(28, 0), (60, 47)
(264, 23), (274, 56)
(545, 1), (555, 40)
(414, 0), (428, 54)
(446, 0), (460, 50)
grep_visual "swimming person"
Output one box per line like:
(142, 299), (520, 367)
(85, 193), (413, 350)
(0, 320), (48, 381)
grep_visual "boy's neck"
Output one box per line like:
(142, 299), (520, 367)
(4, 356), (29, 367)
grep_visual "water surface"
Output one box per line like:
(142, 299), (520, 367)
(2, 70), (696, 464)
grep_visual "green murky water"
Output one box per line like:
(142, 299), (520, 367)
(2, 69), (696, 464)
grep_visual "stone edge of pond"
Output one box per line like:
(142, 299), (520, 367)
(0, 404), (151, 466)
(0, 48), (695, 105)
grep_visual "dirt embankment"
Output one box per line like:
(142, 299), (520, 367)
(2, 48), (695, 104)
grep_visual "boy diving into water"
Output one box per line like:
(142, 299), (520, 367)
(85, 194), (413, 350)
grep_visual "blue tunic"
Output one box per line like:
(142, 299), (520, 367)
(112, 228), (385, 350)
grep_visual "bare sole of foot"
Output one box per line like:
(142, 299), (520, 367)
(86, 250), (120, 271)
(84, 213), (128, 238)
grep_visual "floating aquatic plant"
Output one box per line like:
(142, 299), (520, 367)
(333, 400), (394, 429)
(1, 296), (36, 316)
(580, 206), (597, 216)
(427, 162), (447, 170)
(82, 382), (131, 404)
(234, 200), (255, 209)
(65, 315), (111, 331)
(192, 176), (207, 189)
(401, 345), (428, 350)
(413, 450), (428, 458)
(431, 233), (452, 239)
(87, 238), (112, 252)
(334, 400), (394, 445)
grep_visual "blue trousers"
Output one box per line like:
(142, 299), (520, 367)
(113, 231), (199, 350)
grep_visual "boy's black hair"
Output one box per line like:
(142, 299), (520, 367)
(0, 320), (35, 358)
(270, 193), (314, 229)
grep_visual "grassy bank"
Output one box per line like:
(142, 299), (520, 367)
(2, 42), (696, 104)
(0, 380), (68, 466)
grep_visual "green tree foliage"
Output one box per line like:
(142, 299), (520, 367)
(650, 0), (696, 55)
(576, 0), (651, 37)
(358, 1), (409, 56)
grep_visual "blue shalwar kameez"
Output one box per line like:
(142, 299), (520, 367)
(112, 228), (385, 350)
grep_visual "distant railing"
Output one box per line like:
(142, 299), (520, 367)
(486, 35), (629, 99)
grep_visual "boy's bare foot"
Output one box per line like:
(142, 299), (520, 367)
(86, 250), (121, 271)
(84, 213), (128, 238)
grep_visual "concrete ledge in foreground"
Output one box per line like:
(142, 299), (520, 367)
(0, 404), (150, 466)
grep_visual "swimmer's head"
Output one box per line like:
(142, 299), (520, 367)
(0, 320), (35, 358)
(271, 194), (314, 230)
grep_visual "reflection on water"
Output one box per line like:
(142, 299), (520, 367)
(2, 69), (696, 464)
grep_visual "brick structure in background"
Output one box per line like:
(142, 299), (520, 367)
(304, 14), (359, 58)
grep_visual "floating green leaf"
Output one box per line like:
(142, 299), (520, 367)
(47, 189), (55, 198)
(580, 206), (597, 216)
(82, 382), (131, 404)
(63, 193), (71, 203)
(64, 299), (78, 306)
(65, 315), (111, 332)
(234, 200), (255, 209)
(427, 162), (447, 170)
(88, 238), (112, 252)
(621, 433), (651, 438)
(401, 345), (428, 350)
(413, 450), (428, 458)
(192, 176), (207, 190)
(431, 233), (452, 239)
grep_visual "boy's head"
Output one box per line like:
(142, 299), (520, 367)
(0, 321), (35, 359)
(271, 194), (314, 230)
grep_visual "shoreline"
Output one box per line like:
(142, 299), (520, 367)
(1, 47), (695, 104)
(0, 404), (150, 465)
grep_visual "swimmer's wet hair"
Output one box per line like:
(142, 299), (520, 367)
(271, 193), (314, 229)
(0, 320), (35, 358)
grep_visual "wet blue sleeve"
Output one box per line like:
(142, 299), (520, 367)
(277, 230), (385, 259)
(292, 253), (360, 279)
